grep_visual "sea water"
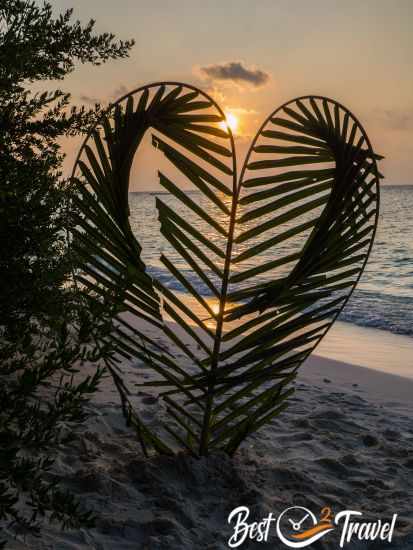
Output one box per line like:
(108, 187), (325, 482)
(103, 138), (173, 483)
(128, 185), (413, 339)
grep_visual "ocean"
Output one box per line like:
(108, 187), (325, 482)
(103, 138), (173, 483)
(128, 185), (413, 338)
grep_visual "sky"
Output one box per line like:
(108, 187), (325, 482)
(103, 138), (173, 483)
(51, 0), (413, 189)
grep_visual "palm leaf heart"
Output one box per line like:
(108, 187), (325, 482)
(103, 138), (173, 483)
(71, 83), (382, 457)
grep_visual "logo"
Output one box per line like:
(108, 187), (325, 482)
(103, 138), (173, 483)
(227, 505), (398, 548)
(276, 506), (334, 548)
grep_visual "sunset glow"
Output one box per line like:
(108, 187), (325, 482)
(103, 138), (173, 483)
(220, 111), (239, 134)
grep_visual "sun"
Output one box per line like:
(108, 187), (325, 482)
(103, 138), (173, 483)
(219, 111), (239, 134)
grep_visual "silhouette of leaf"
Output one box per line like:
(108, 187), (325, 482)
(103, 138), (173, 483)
(72, 85), (381, 456)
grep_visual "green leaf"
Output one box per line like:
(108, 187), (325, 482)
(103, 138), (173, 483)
(156, 198), (226, 258)
(236, 194), (330, 243)
(239, 180), (332, 223)
(73, 89), (380, 457)
(158, 172), (229, 236)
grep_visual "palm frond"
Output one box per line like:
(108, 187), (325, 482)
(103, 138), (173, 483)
(71, 85), (381, 456)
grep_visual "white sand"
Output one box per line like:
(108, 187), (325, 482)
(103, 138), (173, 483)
(315, 320), (413, 381)
(4, 321), (413, 549)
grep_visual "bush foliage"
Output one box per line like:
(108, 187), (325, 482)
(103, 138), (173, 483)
(0, 1), (133, 544)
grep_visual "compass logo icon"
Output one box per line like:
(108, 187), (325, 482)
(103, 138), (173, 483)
(276, 506), (335, 548)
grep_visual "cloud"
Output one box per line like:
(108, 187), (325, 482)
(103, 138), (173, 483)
(226, 107), (258, 115)
(79, 84), (129, 106)
(79, 94), (101, 105)
(372, 108), (413, 131)
(198, 61), (270, 88)
(112, 84), (128, 99)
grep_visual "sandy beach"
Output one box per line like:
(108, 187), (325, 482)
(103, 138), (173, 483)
(3, 1), (412, 549)
(3, 318), (412, 550)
